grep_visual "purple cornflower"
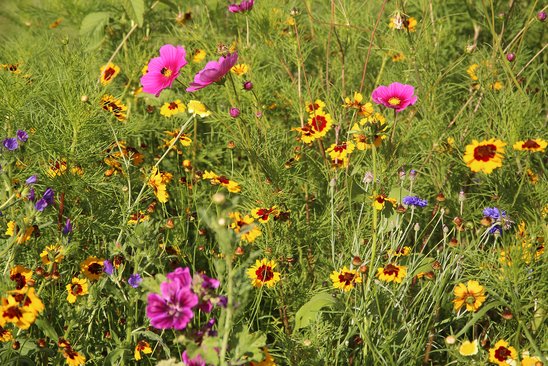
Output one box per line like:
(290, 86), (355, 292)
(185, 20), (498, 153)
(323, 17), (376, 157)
(16, 130), (28, 142)
(35, 188), (55, 211)
(103, 260), (114, 275)
(3, 138), (18, 151)
(182, 351), (206, 366)
(25, 175), (37, 184)
(482, 207), (512, 234)
(228, 0), (254, 13)
(146, 267), (198, 330)
(62, 218), (73, 235)
(402, 196), (428, 207)
(128, 273), (143, 288)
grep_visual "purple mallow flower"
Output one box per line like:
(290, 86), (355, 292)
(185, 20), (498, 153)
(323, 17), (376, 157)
(3, 138), (18, 151)
(128, 273), (143, 288)
(146, 267), (198, 330)
(228, 0), (254, 13)
(182, 351), (206, 366)
(402, 196), (428, 207)
(103, 260), (114, 275)
(192, 273), (221, 313)
(16, 130), (28, 142)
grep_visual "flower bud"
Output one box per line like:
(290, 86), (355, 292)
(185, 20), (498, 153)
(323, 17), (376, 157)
(229, 107), (240, 118)
(352, 256), (362, 266)
(506, 53), (516, 62)
(243, 81), (253, 90)
(445, 335), (456, 345)
(80, 95), (89, 103)
(363, 171), (374, 184)
(538, 11), (547, 22)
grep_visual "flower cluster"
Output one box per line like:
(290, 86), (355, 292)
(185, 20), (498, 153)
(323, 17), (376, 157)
(2, 130), (28, 151)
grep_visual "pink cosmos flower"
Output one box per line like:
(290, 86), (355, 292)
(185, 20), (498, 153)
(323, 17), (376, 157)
(141, 44), (188, 97)
(186, 53), (238, 92)
(228, 0), (254, 13)
(371, 82), (417, 112)
(182, 351), (206, 366)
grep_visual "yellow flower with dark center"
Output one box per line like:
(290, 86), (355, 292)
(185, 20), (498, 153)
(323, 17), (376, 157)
(453, 280), (486, 312)
(0, 326), (13, 342)
(80, 256), (105, 280)
(10, 265), (33, 290)
(371, 194), (397, 210)
(247, 258), (281, 288)
(1, 63), (22, 74)
(8, 287), (44, 317)
(66, 278), (89, 304)
(148, 167), (172, 203)
(520, 352), (542, 366)
(193, 49), (206, 63)
(62, 347), (86, 366)
(100, 63), (120, 86)
(128, 211), (150, 225)
(160, 99), (186, 117)
(134, 340), (152, 360)
(389, 16), (417, 32)
(202, 171), (241, 193)
(16, 226), (35, 244)
(40, 244), (64, 265)
(306, 99), (326, 114)
(343, 92), (363, 109)
(5, 221), (16, 236)
(463, 138), (505, 174)
(391, 52), (405, 62)
(489, 339), (517, 366)
(251, 206), (280, 223)
(292, 125), (318, 144)
(231, 63), (249, 76)
(326, 141), (355, 161)
(307, 112), (333, 139)
(388, 246), (411, 257)
(0, 295), (36, 329)
(459, 340), (478, 356)
(47, 159), (67, 178)
(229, 212), (261, 243)
(513, 138), (547, 152)
(330, 266), (362, 292)
(163, 130), (192, 152)
(376, 263), (407, 283)
(187, 100), (211, 117)
(100, 95), (127, 122)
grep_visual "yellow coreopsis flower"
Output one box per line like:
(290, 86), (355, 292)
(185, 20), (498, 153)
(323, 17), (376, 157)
(231, 63), (249, 76)
(134, 340), (152, 360)
(376, 263), (407, 283)
(459, 340), (479, 356)
(66, 278), (89, 304)
(100, 63), (120, 86)
(192, 49), (206, 63)
(160, 100), (186, 117)
(247, 259), (281, 288)
(463, 139), (505, 174)
(187, 100), (211, 117)
(453, 280), (486, 313)
(229, 212), (261, 243)
(330, 266), (362, 292)
(489, 339), (517, 366)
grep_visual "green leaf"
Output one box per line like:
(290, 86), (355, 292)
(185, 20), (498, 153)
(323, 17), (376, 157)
(158, 0), (178, 11)
(232, 328), (266, 362)
(294, 292), (338, 332)
(103, 348), (126, 365)
(454, 301), (502, 338)
(122, 0), (145, 27)
(79, 12), (110, 51)
(34, 318), (59, 342)
(409, 256), (436, 277)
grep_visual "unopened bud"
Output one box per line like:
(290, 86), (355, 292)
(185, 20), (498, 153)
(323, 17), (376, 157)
(436, 193), (446, 202)
(445, 335), (456, 345)
(414, 223), (420, 231)
(80, 95), (89, 103)
(212, 193), (226, 205)
(352, 256), (362, 266)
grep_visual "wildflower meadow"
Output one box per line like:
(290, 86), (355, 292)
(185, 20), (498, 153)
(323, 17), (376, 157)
(1, 0), (547, 365)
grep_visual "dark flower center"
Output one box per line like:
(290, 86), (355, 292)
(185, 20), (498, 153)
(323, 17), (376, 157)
(333, 144), (347, 153)
(3, 306), (23, 320)
(308, 103), (320, 111)
(88, 263), (103, 275)
(71, 284), (83, 295)
(522, 139), (540, 149)
(494, 346), (511, 361)
(383, 264), (400, 276)
(338, 272), (356, 286)
(255, 265), (274, 282)
(103, 67), (116, 81)
(473, 144), (497, 161)
(310, 116), (328, 132)
(168, 102), (179, 110)
(10, 273), (27, 290)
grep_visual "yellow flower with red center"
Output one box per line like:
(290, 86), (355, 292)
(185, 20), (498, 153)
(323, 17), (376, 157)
(513, 138), (547, 152)
(163, 130), (192, 151)
(10, 265), (33, 290)
(459, 340), (479, 356)
(307, 112), (333, 139)
(326, 141), (355, 161)
(104, 141), (144, 176)
(330, 266), (363, 292)
(100, 94), (127, 122)
(66, 278), (89, 304)
(489, 339), (517, 366)
(134, 340), (153, 360)
(100, 63), (120, 86)
(453, 280), (486, 312)
(202, 171), (241, 193)
(1, 287), (44, 329)
(229, 212), (261, 243)
(0, 326), (13, 342)
(40, 244), (64, 265)
(61, 347), (86, 366)
(192, 49), (206, 63)
(292, 124), (318, 144)
(47, 159), (68, 178)
(376, 263), (407, 283)
(463, 138), (505, 174)
(343, 92), (364, 109)
(387, 246), (411, 258)
(389, 16), (417, 32)
(391, 52), (405, 62)
(231, 63), (249, 76)
(247, 258), (281, 288)
(160, 100), (186, 117)
(128, 211), (150, 225)
(187, 100), (211, 117)
(371, 194), (397, 210)
(80, 256), (105, 280)
(251, 206), (280, 223)
(351, 113), (387, 150)
(148, 167), (172, 203)
(305, 99), (326, 114)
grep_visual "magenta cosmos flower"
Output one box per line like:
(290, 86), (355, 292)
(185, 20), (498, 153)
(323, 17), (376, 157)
(186, 53), (238, 92)
(371, 82), (417, 112)
(228, 0), (254, 13)
(182, 351), (206, 366)
(141, 44), (188, 97)
(146, 267), (198, 330)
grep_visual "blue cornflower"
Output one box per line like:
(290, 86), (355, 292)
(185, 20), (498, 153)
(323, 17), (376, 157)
(16, 130), (28, 142)
(103, 260), (114, 275)
(482, 207), (511, 234)
(3, 138), (18, 151)
(128, 273), (142, 288)
(402, 195), (428, 207)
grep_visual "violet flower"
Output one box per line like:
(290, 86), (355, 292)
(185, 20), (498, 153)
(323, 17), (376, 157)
(371, 82), (417, 112)
(3, 138), (18, 151)
(228, 0), (254, 13)
(182, 351), (206, 366)
(141, 44), (188, 97)
(16, 130), (28, 142)
(186, 53), (238, 92)
(128, 273), (143, 288)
